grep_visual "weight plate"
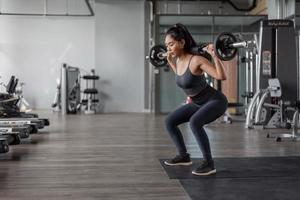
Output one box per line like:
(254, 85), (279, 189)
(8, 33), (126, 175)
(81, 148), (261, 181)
(149, 45), (168, 68)
(214, 32), (238, 61)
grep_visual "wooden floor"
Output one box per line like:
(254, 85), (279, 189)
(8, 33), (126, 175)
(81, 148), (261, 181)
(1, 112), (300, 200)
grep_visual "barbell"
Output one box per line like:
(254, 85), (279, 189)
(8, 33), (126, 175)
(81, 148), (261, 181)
(147, 32), (254, 68)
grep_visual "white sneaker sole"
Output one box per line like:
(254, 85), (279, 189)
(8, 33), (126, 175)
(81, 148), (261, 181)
(192, 169), (217, 176)
(164, 161), (193, 166)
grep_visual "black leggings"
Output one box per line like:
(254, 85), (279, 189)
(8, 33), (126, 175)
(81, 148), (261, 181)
(165, 90), (228, 162)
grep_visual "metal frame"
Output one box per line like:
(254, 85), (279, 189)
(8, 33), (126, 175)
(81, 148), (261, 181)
(267, 109), (300, 142)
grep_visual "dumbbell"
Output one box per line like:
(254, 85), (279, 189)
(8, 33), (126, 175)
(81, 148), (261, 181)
(147, 32), (254, 67)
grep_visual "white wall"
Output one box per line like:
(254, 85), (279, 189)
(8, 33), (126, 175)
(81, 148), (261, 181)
(95, 0), (145, 112)
(0, 15), (95, 109)
(0, 0), (146, 113)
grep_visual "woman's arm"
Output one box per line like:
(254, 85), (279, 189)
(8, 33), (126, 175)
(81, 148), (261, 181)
(166, 52), (177, 73)
(197, 44), (227, 80)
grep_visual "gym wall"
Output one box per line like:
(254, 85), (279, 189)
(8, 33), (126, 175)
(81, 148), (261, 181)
(95, 0), (145, 113)
(0, 0), (147, 113)
(0, 16), (95, 109)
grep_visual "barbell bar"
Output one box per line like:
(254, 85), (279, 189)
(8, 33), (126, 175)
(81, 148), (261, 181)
(147, 32), (255, 68)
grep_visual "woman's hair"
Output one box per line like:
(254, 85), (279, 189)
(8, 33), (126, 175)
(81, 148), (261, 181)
(166, 23), (211, 60)
(166, 23), (197, 53)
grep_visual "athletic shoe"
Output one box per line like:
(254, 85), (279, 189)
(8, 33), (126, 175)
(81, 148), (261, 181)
(192, 160), (216, 176)
(164, 153), (192, 166)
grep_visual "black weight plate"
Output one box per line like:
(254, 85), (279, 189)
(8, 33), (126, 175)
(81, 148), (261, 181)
(149, 45), (167, 68)
(214, 32), (238, 61)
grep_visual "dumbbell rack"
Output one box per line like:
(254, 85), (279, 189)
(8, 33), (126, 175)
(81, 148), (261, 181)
(81, 70), (99, 114)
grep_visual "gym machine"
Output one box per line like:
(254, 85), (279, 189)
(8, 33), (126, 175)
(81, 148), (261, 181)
(60, 63), (81, 114)
(0, 121), (31, 151)
(81, 69), (100, 114)
(222, 35), (259, 124)
(52, 63), (81, 114)
(0, 76), (50, 126)
(241, 45), (258, 113)
(0, 76), (51, 153)
(0, 137), (9, 154)
(245, 20), (299, 141)
(245, 78), (289, 129)
(0, 91), (25, 153)
(0, 118), (44, 132)
(266, 100), (300, 142)
(0, 127), (22, 145)
(53, 63), (100, 114)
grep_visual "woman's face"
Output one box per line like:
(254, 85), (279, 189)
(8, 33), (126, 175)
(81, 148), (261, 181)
(164, 34), (185, 57)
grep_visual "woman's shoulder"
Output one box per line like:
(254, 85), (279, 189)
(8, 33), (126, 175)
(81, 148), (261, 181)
(192, 51), (211, 61)
(191, 54), (209, 63)
(189, 55), (205, 74)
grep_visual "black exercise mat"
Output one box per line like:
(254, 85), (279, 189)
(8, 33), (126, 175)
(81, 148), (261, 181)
(160, 156), (300, 179)
(180, 177), (300, 200)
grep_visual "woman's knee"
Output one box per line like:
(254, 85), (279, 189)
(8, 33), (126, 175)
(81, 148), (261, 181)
(165, 115), (174, 128)
(189, 116), (204, 130)
(165, 114), (180, 130)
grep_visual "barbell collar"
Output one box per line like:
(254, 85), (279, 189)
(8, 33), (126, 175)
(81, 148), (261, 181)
(229, 41), (248, 48)
(157, 52), (167, 59)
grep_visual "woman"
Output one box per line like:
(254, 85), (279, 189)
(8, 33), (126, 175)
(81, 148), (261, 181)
(164, 23), (228, 176)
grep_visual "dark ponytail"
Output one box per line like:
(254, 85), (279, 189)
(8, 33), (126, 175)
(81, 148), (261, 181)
(166, 23), (211, 60)
(166, 23), (197, 53)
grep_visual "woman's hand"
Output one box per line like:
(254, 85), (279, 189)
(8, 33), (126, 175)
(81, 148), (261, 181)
(167, 51), (174, 64)
(200, 43), (227, 80)
(205, 44), (217, 59)
(185, 96), (192, 104)
(166, 51), (177, 72)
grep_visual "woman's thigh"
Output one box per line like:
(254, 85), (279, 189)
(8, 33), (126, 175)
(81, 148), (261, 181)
(166, 103), (200, 125)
